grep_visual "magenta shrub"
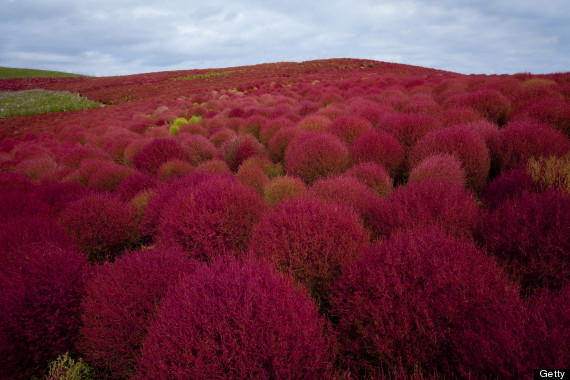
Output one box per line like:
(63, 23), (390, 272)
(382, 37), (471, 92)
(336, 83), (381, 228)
(329, 227), (526, 378)
(249, 196), (370, 302)
(157, 159), (194, 181)
(59, 193), (141, 263)
(285, 132), (350, 184)
(208, 127), (236, 147)
(453, 89), (513, 125)
(236, 164), (270, 195)
(79, 248), (198, 378)
(326, 115), (373, 144)
(259, 117), (294, 145)
(409, 124), (491, 191)
(310, 176), (383, 239)
(219, 134), (265, 172)
(481, 190), (570, 292)
(350, 130), (405, 178)
(137, 256), (334, 379)
(87, 162), (135, 191)
(297, 114), (331, 132)
(515, 98), (570, 136)
(480, 167), (540, 210)
(409, 153), (467, 187)
(0, 244), (91, 379)
(239, 115), (266, 138)
(115, 172), (158, 201)
(0, 171), (33, 191)
(372, 180), (481, 239)
(377, 112), (441, 151)
(344, 99), (390, 125)
(267, 126), (300, 163)
(344, 162), (393, 197)
(179, 134), (217, 165)
(0, 189), (54, 220)
(132, 138), (188, 174)
(158, 175), (266, 260)
(495, 120), (570, 171)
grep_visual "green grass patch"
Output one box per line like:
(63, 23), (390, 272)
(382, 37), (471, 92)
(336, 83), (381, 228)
(0, 90), (101, 118)
(172, 71), (232, 81)
(0, 66), (87, 79)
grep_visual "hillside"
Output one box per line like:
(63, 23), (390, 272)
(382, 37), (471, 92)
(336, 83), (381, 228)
(1, 58), (569, 379)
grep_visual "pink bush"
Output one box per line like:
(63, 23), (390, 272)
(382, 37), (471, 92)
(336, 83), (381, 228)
(372, 180), (481, 239)
(137, 256), (334, 379)
(209, 127), (236, 147)
(180, 134), (217, 165)
(514, 98), (570, 136)
(239, 115), (266, 138)
(481, 190), (570, 292)
(344, 99), (390, 125)
(495, 120), (570, 171)
(267, 126), (300, 163)
(326, 115), (373, 144)
(79, 248), (198, 378)
(158, 175), (266, 260)
(249, 196), (370, 302)
(219, 134), (265, 172)
(263, 175), (308, 206)
(409, 124), (490, 191)
(296, 114), (331, 132)
(115, 172), (158, 201)
(0, 189), (54, 220)
(409, 153), (467, 186)
(259, 117), (294, 145)
(286, 131), (350, 184)
(377, 112), (441, 151)
(350, 130), (405, 177)
(132, 138), (188, 174)
(236, 164), (270, 195)
(453, 89), (513, 126)
(87, 162), (135, 191)
(59, 193), (141, 263)
(156, 159), (193, 181)
(329, 227), (525, 378)
(0, 244), (91, 379)
(480, 167), (540, 210)
(440, 107), (482, 127)
(344, 162), (393, 197)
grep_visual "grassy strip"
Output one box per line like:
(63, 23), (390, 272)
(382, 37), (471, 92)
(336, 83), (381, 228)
(0, 66), (87, 79)
(0, 90), (101, 118)
(172, 71), (232, 81)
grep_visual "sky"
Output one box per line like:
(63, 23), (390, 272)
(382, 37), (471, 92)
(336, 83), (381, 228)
(1, 0), (569, 77)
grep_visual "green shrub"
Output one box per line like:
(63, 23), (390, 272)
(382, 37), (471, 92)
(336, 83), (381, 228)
(45, 353), (93, 380)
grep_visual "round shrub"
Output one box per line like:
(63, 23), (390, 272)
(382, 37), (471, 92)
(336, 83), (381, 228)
(515, 98), (570, 137)
(296, 115), (331, 132)
(158, 175), (266, 260)
(87, 163), (135, 191)
(259, 117), (294, 145)
(208, 127), (236, 147)
(377, 112), (441, 151)
(157, 159), (193, 181)
(372, 179), (481, 239)
(267, 126), (300, 163)
(249, 196), (370, 303)
(0, 244), (91, 379)
(132, 138), (188, 174)
(456, 89), (512, 125)
(180, 134), (217, 165)
(219, 134), (265, 172)
(79, 248), (198, 378)
(0, 171), (33, 191)
(345, 99), (390, 125)
(0, 189), (54, 220)
(329, 227), (525, 378)
(285, 132), (350, 184)
(239, 115), (266, 138)
(236, 164), (270, 195)
(481, 190), (570, 293)
(194, 158), (232, 174)
(440, 106), (482, 127)
(14, 156), (58, 182)
(122, 138), (152, 167)
(326, 115), (373, 144)
(408, 153), (467, 187)
(59, 193), (141, 263)
(115, 172), (158, 202)
(496, 120), (570, 171)
(345, 162), (393, 197)
(263, 175), (307, 206)
(409, 124), (491, 191)
(350, 130), (405, 177)
(310, 176), (383, 238)
(137, 256), (334, 379)
(480, 167), (540, 210)
(527, 154), (570, 194)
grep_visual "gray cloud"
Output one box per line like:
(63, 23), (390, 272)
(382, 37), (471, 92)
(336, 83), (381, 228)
(0, 0), (568, 76)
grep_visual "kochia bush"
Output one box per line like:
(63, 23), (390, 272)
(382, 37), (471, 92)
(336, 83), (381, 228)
(408, 153), (467, 187)
(329, 227), (526, 379)
(344, 162), (393, 197)
(249, 196), (370, 303)
(79, 248), (198, 378)
(137, 256), (334, 379)
(219, 134), (265, 172)
(350, 130), (405, 178)
(132, 138), (188, 174)
(326, 115), (373, 144)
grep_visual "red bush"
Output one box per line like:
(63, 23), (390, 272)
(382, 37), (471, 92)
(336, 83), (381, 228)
(0, 189), (54, 220)
(157, 159), (193, 181)
(208, 127), (236, 147)
(263, 175), (308, 206)
(267, 126), (300, 163)
(409, 153), (467, 186)
(344, 162), (393, 197)
(115, 172), (158, 201)
(236, 164), (270, 195)
(87, 162), (135, 191)
(249, 196), (369, 302)
(297, 114), (331, 132)
(285, 132), (350, 184)
(409, 124), (490, 191)
(481, 190), (570, 293)
(79, 247), (198, 378)
(180, 134), (217, 165)
(440, 106), (482, 127)
(132, 138), (188, 174)
(329, 227), (526, 378)
(480, 167), (540, 210)
(463, 89), (513, 125)
(239, 115), (266, 138)
(350, 130), (405, 177)
(495, 120), (570, 171)
(219, 134), (265, 172)
(195, 158), (232, 174)
(514, 98), (570, 136)
(59, 193), (141, 263)
(259, 117), (294, 145)
(326, 115), (373, 144)
(158, 175), (266, 260)
(377, 112), (441, 151)
(137, 256), (334, 379)
(344, 99), (391, 125)
(0, 244), (91, 379)
(372, 180), (481, 239)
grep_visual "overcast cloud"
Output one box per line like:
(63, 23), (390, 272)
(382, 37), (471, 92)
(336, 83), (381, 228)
(1, 0), (569, 76)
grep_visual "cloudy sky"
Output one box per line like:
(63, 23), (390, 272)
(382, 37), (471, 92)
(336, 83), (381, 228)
(1, 0), (569, 77)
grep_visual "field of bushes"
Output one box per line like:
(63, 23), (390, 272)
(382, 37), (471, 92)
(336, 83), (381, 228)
(0, 58), (568, 379)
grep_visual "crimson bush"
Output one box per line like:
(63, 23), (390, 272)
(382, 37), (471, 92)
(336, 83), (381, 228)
(326, 115), (373, 144)
(249, 196), (370, 303)
(350, 130), (405, 178)
(219, 134), (265, 172)
(137, 256), (334, 379)
(409, 153), (467, 187)
(132, 138), (188, 174)
(329, 227), (526, 378)
(179, 134), (217, 165)
(267, 126), (300, 163)
(344, 162), (393, 197)
(79, 248), (198, 378)
(480, 167), (540, 210)
(377, 112), (441, 151)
